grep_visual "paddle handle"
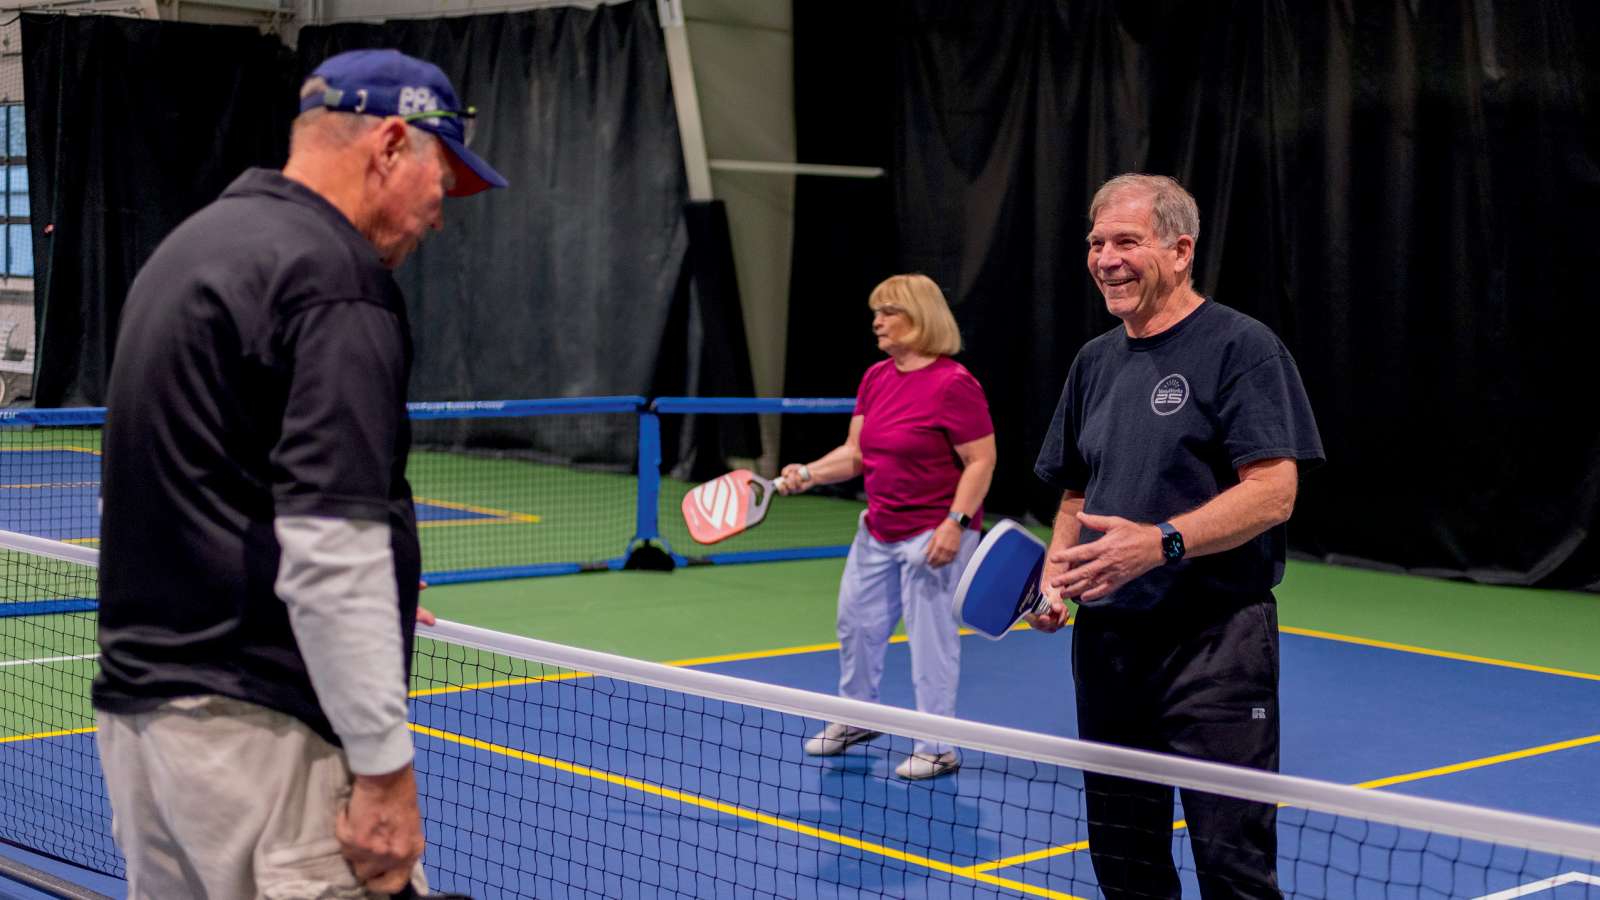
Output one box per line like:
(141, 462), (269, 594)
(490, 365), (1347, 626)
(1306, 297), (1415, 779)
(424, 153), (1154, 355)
(1025, 584), (1053, 617)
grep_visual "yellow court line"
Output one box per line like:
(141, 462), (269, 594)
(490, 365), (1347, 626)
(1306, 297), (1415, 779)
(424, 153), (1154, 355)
(672, 621), (1597, 685)
(1352, 733), (1600, 790)
(1279, 625), (1600, 682)
(974, 821), (1189, 873)
(413, 496), (540, 524)
(972, 839), (1088, 872)
(409, 668), (591, 698)
(402, 643), (855, 703)
(417, 518), (531, 530)
(664, 640), (870, 669)
(975, 735), (1600, 873)
(406, 633), (922, 700)
(0, 726), (97, 744)
(410, 722), (1086, 900)
(661, 627), (993, 670)
(0, 446), (101, 455)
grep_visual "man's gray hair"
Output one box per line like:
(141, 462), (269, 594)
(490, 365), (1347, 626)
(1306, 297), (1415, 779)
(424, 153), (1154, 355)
(1088, 173), (1200, 247)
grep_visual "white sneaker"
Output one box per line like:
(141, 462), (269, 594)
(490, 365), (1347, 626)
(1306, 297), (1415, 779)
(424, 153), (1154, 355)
(803, 722), (881, 756)
(895, 751), (960, 780)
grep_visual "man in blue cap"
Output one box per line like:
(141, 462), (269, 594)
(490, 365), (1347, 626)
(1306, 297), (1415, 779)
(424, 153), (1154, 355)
(95, 49), (505, 898)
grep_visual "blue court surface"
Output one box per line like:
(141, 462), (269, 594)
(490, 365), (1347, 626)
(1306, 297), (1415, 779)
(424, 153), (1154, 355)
(3, 626), (1596, 899)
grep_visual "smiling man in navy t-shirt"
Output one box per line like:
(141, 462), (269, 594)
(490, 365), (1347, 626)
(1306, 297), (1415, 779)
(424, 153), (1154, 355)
(1032, 174), (1324, 899)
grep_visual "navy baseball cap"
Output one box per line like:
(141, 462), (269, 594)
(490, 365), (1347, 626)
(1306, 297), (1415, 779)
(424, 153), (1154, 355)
(300, 49), (508, 197)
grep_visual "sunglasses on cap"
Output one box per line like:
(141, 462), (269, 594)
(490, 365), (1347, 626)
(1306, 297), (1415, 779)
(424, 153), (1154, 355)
(402, 107), (477, 147)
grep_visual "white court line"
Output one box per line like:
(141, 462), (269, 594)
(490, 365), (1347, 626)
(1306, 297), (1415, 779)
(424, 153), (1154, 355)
(1474, 872), (1600, 899)
(0, 653), (97, 669)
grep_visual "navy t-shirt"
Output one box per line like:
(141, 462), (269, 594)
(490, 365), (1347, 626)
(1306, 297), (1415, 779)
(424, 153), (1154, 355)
(1034, 300), (1324, 610)
(94, 169), (422, 747)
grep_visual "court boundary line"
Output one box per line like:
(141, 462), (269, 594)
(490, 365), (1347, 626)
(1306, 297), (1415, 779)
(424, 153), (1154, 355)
(973, 733), (1600, 872)
(0, 653), (96, 669)
(662, 621), (1600, 683)
(1278, 625), (1600, 682)
(413, 496), (540, 525)
(0, 446), (101, 455)
(1475, 871), (1600, 899)
(0, 726), (95, 744)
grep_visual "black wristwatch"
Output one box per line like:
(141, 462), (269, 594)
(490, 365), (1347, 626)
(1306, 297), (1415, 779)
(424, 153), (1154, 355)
(1157, 522), (1185, 564)
(947, 510), (972, 528)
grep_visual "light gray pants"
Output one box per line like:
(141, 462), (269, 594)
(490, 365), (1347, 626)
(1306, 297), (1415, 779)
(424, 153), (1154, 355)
(836, 517), (980, 755)
(96, 695), (426, 900)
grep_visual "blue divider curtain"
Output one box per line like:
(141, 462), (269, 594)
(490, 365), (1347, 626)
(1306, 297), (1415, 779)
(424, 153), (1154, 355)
(788, 0), (1600, 590)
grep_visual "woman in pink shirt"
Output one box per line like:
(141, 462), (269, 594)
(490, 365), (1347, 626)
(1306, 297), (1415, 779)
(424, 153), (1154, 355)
(776, 273), (996, 779)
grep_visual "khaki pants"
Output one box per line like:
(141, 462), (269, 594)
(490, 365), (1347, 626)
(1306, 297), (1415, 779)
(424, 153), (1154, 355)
(96, 696), (427, 900)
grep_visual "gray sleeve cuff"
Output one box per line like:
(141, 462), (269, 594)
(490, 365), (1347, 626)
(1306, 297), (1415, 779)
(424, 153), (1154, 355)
(274, 514), (413, 775)
(340, 723), (417, 777)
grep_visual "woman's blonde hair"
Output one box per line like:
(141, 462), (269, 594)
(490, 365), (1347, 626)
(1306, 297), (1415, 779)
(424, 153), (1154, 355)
(867, 274), (962, 356)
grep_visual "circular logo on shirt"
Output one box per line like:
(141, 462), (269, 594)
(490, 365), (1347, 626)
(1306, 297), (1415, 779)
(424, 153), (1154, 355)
(1150, 374), (1190, 416)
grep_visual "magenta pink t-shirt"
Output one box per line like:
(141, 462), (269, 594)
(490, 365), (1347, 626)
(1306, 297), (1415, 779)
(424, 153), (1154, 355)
(855, 356), (994, 543)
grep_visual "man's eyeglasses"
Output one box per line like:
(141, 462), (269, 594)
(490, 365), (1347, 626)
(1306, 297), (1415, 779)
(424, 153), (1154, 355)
(403, 107), (477, 146)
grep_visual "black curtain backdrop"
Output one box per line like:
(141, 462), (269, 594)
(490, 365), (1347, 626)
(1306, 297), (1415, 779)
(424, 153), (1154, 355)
(658, 200), (762, 482)
(790, 0), (1600, 590)
(780, 1), (897, 488)
(24, 3), (729, 471)
(22, 14), (293, 406)
(297, 3), (691, 413)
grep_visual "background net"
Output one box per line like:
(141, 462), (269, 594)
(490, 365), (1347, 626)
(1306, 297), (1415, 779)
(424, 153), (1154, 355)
(407, 400), (640, 581)
(0, 534), (115, 877)
(2, 398), (881, 584)
(0, 411), (103, 546)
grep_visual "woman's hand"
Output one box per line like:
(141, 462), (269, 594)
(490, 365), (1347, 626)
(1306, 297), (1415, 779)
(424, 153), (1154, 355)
(777, 463), (812, 495)
(924, 518), (964, 568)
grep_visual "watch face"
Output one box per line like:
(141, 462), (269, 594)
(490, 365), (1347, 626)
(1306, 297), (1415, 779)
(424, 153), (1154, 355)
(1162, 529), (1184, 560)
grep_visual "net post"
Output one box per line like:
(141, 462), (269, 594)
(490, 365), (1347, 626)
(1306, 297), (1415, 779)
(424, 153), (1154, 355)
(625, 402), (674, 569)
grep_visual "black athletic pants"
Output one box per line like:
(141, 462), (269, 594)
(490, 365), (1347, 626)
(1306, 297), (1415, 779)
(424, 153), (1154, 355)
(1072, 593), (1282, 900)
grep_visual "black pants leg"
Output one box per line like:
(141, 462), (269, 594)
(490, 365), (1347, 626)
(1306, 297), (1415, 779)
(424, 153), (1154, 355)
(1080, 771), (1182, 900)
(1165, 599), (1281, 899)
(1074, 595), (1283, 900)
(1075, 608), (1179, 899)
